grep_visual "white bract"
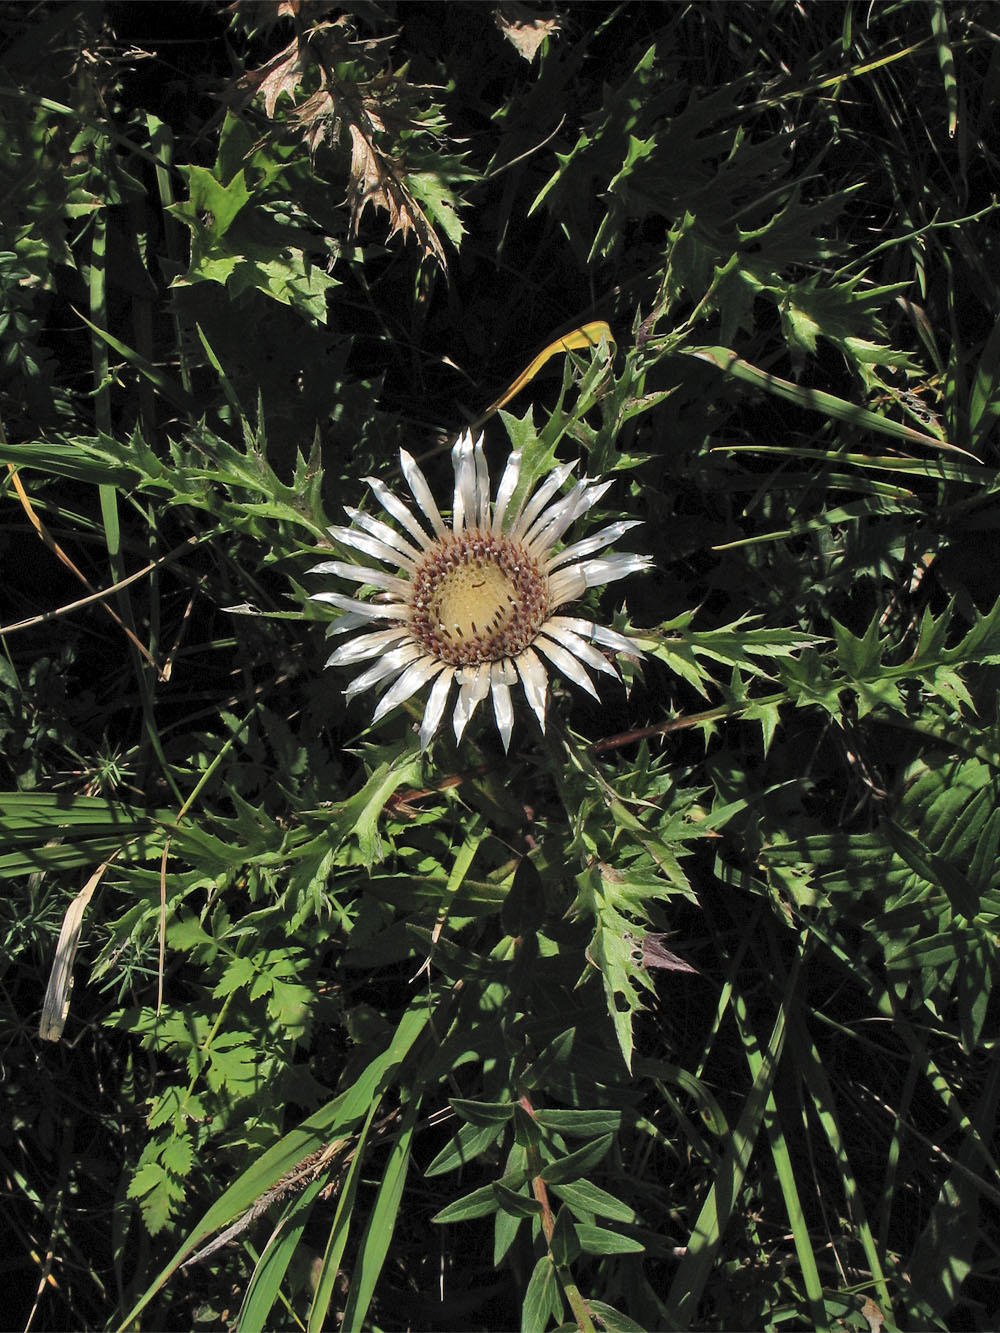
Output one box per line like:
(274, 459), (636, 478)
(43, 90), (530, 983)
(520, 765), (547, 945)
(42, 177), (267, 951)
(311, 430), (650, 751)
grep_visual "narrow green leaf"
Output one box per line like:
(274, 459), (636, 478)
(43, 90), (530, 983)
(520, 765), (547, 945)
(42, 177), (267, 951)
(686, 345), (975, 458)
(521, 1255), (561, 1333)
(549, 1178), (636, 1223)
(541, 1133), (614, 1185)
(72, 306), (201, 415)
(734, 977), (825, 1327)
(574, 1224), (644, 1255)
(450, 1098), (515, 1126)
(337, 1096), (421, 1333)
(513, 1102), (543, 1149)
(0, 439), (132, 485)
(532, 1109), (622, 1137)
(665, 992), (790, 1326)
(585, 1299), (648, 1333)
(493, 1182), (543, 1218)
(306, 1102), (381, 1333)
(549, 1204), (580, 1267)
(433, 1168), (529, 1224)
(495, 1203), (523, 1267)
(425, 1119), (507, 1177)
(433, 1184), (501, 1224)
(929, 0), (958, 137)
(501, 854), (546, 937)
(787, 1011), (894, 1312)
(237, 1179), (325, 1333)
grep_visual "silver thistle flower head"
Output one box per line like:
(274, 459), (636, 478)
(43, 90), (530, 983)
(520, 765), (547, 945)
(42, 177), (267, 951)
(311, 430), (650, 751)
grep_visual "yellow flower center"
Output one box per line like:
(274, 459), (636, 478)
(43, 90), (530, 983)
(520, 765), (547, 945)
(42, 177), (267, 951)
(429, 558), (520, 642)
(409, 530), (549, 667)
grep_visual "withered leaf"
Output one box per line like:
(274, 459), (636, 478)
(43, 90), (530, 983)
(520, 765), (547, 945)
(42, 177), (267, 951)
(494, 3), (561, 63)
(624, 930), (699, 974)
(232, 18), (454, 269)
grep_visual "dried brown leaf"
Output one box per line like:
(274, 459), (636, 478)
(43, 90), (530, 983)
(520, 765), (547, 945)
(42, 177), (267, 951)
(240, 35), (309, 117)
(230, 17), (452, 268)
(861, 1297), (884, 1333)
(344, 119), (446, 268)
(494, 2), (561, 63)
(226, 0), (317, 41)
(623, 930), (699, 974)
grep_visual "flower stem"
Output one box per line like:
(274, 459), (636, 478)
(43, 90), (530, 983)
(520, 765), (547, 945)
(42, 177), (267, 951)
(519, 1094), (597, 1333)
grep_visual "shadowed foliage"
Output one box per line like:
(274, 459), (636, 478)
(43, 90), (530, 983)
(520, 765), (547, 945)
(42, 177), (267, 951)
(2, 3), (999, 1330)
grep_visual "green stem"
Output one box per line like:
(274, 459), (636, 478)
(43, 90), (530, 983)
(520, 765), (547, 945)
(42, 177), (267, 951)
(519, 1094), (596, 1333)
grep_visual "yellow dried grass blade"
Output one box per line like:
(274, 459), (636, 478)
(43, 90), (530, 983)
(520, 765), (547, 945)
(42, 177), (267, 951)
(471, 320), (615, 428)
(5, 462), (164, 678)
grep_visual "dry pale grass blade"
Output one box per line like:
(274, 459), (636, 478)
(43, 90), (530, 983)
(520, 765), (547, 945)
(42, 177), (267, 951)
(158, 840), (170, 1016)
(39, 857), (117, 1042)
(6, 464), (165, 678)
(0, 535), (200, 637)
(159, 589), (198, 684)
(181, 1137), (349, 1271)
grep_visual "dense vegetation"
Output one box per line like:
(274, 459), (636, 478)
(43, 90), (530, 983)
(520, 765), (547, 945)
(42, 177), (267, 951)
(2, 2), (999, 1329)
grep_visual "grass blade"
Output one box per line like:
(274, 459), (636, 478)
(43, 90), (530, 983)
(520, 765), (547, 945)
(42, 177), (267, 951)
(116, 998), (430, 1331)
(686, 346), (977, 458)
(665, 986), (790, 1326)
(236, 1177), (326, 1333)
(335, 1096), (423, 1333)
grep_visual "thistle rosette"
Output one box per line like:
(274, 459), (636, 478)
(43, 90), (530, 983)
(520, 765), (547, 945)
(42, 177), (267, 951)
(311, 430), (650, 750)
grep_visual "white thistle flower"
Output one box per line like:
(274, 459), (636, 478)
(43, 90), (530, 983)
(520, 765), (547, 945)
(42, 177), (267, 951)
(311, 430), (650, 751)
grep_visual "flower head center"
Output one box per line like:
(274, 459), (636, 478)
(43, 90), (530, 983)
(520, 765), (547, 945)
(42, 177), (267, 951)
(431, 558), (517, 641)
(409, 530), (549, 667)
